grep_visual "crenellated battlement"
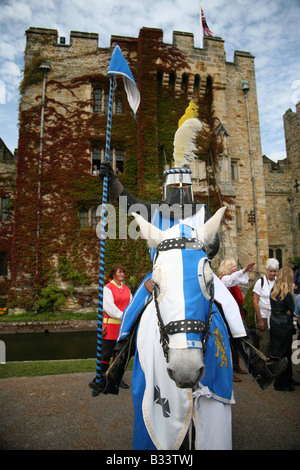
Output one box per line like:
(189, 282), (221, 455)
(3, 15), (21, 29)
(25, 26), (255, 65)
(26, 27), (99, 48)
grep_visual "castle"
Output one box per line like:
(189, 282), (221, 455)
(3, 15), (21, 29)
(0, 26), (299, 313)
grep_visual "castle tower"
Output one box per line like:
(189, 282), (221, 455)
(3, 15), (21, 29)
(172, 32), (269, 273)
(283, 102), (300, 256)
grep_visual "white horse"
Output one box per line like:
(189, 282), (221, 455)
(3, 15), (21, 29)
(131, 207), (234, 450)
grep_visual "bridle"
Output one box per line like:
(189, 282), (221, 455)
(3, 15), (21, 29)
(153, 237), (215, 362)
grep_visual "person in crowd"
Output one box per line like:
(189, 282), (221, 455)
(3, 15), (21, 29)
(293, 267), (300, 295)
(253, 258), (279, 357)
(295, 292), (300, 340)
(90, 265), (132, 391)
(92, 165), (99, 176)
(219, 258), (255, 382)
(294, 292), (300, 374)
(270, 267), (298, 391)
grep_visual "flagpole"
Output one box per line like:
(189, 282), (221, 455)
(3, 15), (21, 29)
(93, 72), (116, 395)
(199, 0), (204, 48)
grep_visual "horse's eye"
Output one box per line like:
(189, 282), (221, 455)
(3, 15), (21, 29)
(198, 258), (214, 300)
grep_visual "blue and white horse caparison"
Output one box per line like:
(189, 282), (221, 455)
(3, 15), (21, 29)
(130, 208), (234, 450)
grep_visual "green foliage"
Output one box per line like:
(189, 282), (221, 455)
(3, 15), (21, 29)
(127, 275), (138, 294)
(243, 283), (256, 329)
(58, 256), (91, 286)
(19, 50), (48, 95)
(35, 283), (69, 313)
(288, 255), (300, 270)
(70, 176), (101, 207)
(28, 258), (93, 314)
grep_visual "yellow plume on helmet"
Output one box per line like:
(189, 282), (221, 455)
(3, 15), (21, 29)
(178, 100), (199, 127)
(173, 100), (202, 167)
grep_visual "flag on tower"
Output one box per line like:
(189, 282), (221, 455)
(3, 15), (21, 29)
(107, 44), (140, 117)
(201, 9), (213, 37)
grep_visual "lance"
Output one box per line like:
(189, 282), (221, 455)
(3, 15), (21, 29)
(94, 73), (116, 394)
(92, 44), (140, 396)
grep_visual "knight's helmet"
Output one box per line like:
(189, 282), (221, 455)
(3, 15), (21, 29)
(163, 100), (202, 206)
(163, 168), (193, 205)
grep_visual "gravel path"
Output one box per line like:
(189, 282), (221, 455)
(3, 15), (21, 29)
(0, 370), (299, 450)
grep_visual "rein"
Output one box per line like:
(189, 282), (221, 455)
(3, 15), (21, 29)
(153, 237), (215, 362)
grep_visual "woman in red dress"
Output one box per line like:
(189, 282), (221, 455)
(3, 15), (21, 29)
(101, 265), (132, 388)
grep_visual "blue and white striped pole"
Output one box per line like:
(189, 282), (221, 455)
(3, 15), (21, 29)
(94, 74), (116, 390)
(92, 43), (139, 396)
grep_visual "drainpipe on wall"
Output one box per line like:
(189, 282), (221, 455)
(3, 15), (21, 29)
(35, 60), (51, 281)
(287, 196), (297, 256)
(241, 80), (261, 275)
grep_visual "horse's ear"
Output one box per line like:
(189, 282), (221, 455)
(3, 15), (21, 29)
(195, 207), (226, 246)
(132, 213), (164, 248)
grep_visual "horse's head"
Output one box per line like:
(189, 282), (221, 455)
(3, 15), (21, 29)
(132, 207), (226, 389)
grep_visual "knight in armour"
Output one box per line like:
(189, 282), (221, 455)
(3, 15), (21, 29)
(89, 101), (287, 396)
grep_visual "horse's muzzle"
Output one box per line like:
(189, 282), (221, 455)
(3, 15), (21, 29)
(167, 348), (205, 389)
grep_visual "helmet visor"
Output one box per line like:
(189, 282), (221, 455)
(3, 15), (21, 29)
(163, 183), (193, 205)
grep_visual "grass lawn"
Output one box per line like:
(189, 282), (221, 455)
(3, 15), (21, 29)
(0, 311), (98, 323)
(0, 357), (134, 379)
(0, 359), (97, 379)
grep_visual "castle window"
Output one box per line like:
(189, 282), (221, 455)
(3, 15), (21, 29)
(115, 97), (122, 114)
(181, 73), (189, 94)
(92, 148), (102, 173)
(269, 247), (283, 269)
(0, 252), (7, 276)
(93, 88), (103, 113)
(115, 150), (124, 174)
(93, 88), (109, 114)
(231, 160), (239, 181)
(157, 70), (163, 88)
(193, 74), (200, 97)
(79, 209), (89, 229)
(236, 206), (242, 231)
(206, 76), (213, 93)
(91, 207), (100, 229)
(93, 87), (122, 114)
(276, 248), (282, 268)
(1, 197), (9, 221)
(169, 72), (176, 91)
(79, 207), (100, 229)
(103, 92), (109, 114)
(91, 147), (124, 174)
